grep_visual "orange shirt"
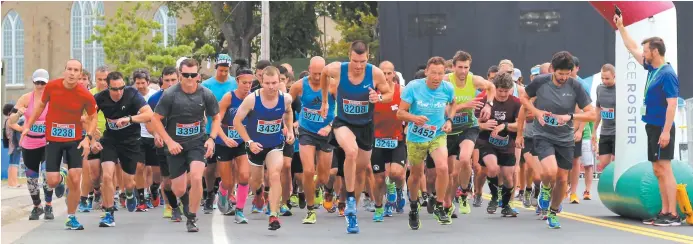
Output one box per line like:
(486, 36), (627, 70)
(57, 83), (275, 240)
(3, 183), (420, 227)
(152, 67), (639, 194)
(374, 85), (404, 140)
(42, 78), (97, 142)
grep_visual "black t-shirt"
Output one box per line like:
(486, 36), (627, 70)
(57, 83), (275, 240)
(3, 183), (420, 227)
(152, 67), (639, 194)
(95, 87), (147, 140)
(478, 96), (522, 154)
(250, 79), (262, 93)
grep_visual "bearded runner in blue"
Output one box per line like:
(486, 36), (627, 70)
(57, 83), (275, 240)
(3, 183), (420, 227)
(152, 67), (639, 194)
(318, 41), (392, 234)
(233, 67), (294, 231)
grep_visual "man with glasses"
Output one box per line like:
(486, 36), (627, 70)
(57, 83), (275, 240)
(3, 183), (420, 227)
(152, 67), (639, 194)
(22, 59), (98, 230)
(92, 71), (153, 227)
(150, 58), (220, 232)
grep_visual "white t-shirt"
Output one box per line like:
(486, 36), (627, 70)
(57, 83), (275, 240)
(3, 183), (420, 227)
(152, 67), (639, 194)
(140, 88), (158, 138)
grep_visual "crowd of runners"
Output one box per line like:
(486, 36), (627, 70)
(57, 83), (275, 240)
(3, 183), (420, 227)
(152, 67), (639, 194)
(4, 13), (682, 235)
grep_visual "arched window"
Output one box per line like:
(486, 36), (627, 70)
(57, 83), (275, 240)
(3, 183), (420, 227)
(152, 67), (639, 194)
(153, 5), (177, 47)
(71, 1), (105, 79)
(2, 11), (24, 86)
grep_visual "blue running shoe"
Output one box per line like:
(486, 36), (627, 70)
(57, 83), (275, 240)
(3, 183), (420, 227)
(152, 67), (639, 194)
(373, 207), (384, 222)
(538, 187), (551, 210)
(383, 202), (394, 217)
(126, 192), (137, 212)
(146, 198), (154, 209)
(55, 168), (68, 198)
(386, 183), (397, 203)
(78, 201), (90, 213)
(99, 212), (115, 227)
(547, 212), (561, 229)
(64, 215), (84, 230)
(396, 190), (405, 213)
(345, 196), (359, 234)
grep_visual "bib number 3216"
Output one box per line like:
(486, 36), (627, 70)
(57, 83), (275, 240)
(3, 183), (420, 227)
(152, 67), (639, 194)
(410, 124), (437, 139)
(50, 123), (76, 139)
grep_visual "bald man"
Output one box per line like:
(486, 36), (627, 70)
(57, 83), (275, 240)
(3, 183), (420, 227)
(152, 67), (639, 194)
(288, 56), (338, 224)
(540, 63), (551, 74)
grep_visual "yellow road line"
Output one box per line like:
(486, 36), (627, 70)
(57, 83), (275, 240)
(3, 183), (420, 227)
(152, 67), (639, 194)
(481, 194), (693, 243)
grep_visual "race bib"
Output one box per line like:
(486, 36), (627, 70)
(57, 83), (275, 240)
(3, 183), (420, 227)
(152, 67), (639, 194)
(256, 119), (282, 135)
(375, 138), (398, 149)
(342, 99), (369, 115)
(302, 107), (324, 123)
(175, 121), (201, 137)
(30, 121), (46, 134)
(227, 126), (240, 140)
(50, 123), (76, 139)
(542, 115), (560, 127)
(410, 124), (437, 139)
(107, 118), (131, 130)
(489, 135), (509, 147)
(600, 108), (615, 120)
(452, 112), (469, 124)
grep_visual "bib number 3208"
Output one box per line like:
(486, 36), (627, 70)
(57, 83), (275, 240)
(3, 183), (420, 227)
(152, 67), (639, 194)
(342, 99), (369, 115)
(410, 124), (436, 139)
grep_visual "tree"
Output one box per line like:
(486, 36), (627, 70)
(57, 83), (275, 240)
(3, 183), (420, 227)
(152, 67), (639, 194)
(326, 10), (379, 61)
(169, 2), (224, 62)
(268, 2), (322, 61)
(90, 2), (214, 78)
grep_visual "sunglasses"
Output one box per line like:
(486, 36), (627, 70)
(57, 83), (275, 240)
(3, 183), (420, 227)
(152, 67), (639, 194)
(181, 73), (199, 79)
(109, 86), (126, 91)
(33, 81), (47, 85)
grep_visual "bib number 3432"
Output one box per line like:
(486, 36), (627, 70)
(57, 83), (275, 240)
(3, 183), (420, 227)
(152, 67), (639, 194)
(257, 119), (282, 134)
(410, 124), (437, 139)
(50, 123), (76, 139)
(176, 121), (201, 137)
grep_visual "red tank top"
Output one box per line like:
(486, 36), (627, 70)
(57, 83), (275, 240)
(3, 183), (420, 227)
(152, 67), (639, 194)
(474, 90), (487, 119)
(374, 85), (403, 140)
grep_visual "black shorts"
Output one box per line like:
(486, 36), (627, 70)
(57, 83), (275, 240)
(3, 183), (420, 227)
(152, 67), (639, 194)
(478, 142), (516, 167)
(574, 140), (583, 159)
(165, 138), (207, 179)
(521, 136), (535, 157)
(45, 140), (83, 172)
(140, 137), (159, 166)
(448, 127), (480, 157)
(371, 139), (406, 174)
(283, 142), (294, 158)
(291, 152), (303, 174)
(426, 154), (435, 169)
(533, 137), (573, 170)
(87, 151), (100, 161)
(101, 137), (144, 175)
(646, 124), (675, 162)
(598, 134), (615, 156)
(22, 147), (46, 173)
(331, 118), (374, 151)
(299, 127), (334, 152)
(246, 143), (284, 166)
(215, 144), (247, 162)
(334, 147), (345, 177)
(156, 147), (170, 177)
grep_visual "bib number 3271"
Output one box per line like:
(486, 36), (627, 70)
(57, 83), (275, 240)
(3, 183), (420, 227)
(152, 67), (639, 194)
(342, 99), (369, 115)
(302, 108), (324, 123)
(375, 138), (398, 149)
(410, 124), (437, 139)
(176, 121), (201, 137)
(257, 119), (282, 134)
(50, 123), (76, 139)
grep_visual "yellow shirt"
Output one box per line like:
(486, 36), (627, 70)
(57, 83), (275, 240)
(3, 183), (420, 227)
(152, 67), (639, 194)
(90, 88), (107, 134)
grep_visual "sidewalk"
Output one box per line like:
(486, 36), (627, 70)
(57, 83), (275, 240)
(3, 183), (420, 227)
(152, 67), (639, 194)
(1, 180), (65, 226)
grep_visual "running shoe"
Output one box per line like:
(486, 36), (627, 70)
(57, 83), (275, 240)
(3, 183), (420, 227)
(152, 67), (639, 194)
(29, 206), (44, 220)
(54, 168), (67, 198)
(99, 212), (115, 227)
(65, 215), (84, 230)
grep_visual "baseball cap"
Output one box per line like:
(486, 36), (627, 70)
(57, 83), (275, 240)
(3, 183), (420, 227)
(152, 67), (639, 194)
(176, 57), (189, 70)
(512, 68), (522, 81)
(216, 54), (233, 67)
(531, 65), (540, 76)
(32, 69), (49, 82)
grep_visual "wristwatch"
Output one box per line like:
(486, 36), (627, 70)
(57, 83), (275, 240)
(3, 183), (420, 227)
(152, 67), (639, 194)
(486, 100), (494, 107)
(246, 140), (254, 147)
(569, 114), (574, 121)
(378, 94), (383, 102)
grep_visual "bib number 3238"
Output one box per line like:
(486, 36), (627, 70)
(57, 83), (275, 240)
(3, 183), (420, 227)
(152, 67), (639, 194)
(50, 123), (76, 139)
(410, 124), (436, 139)
(176, 121), (201, 137)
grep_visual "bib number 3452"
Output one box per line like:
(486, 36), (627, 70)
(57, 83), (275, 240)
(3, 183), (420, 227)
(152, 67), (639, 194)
(50, 123), (76, 139)
(176, 121), (201, 137)
(410, 124), (437, 139)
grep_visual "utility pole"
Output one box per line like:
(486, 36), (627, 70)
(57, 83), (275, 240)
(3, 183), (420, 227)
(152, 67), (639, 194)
(260, 1), (270, 61)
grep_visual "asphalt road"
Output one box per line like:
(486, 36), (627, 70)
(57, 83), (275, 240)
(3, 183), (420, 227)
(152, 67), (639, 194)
(4, 182), (693, 244)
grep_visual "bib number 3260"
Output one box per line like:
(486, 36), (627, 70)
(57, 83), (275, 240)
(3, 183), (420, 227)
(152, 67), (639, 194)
(410, 124), (437, 139)
(50, 123), (76, 139)
(176, 121), (201, 137)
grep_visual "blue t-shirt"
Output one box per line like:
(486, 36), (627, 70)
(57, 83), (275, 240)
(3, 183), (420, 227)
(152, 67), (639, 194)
(148, 89), (164, 110)
(401, 79), (454, 143)
(202, 76), (238, 134)
(576, 76), (592, 96)
(642, 61), (679, 127)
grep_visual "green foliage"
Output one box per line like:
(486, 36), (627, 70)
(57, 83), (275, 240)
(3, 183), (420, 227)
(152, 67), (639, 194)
(269, 2), (322, 60)
(90, 3), (215, 78)
(326, 10), (379, 61)
(168, 1), (223, 61)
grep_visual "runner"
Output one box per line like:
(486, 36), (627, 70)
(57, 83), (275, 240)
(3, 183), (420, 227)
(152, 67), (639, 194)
(131, 69), (160, 211)
(277, 65), (295, 217)
(8, 69), (57, 220)
(289, 56), (335, 224)
(201, 54), (237, 214)
(146, 66), (183, 221)
(233, 66), (295, 230)
(214, 59), (253, 224)
(568, 56), (593, 205)
(519, 51), (595, 229)
(318, 40), (392, 234)
(251, 59), (272, 92)
(370, 61), (406, 221)
(86, 66), (110, 211)
(398, 56), (454, 229)
(471, 65), (499, 208)
(21, 59), (98, 230)
(594, 64), (616, 173)
(150, 58), (220, 232)
(443, 51), (494, 218)
(476, 72), (522, 217)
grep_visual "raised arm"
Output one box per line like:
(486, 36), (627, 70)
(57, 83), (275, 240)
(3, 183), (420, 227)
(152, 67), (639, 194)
(373, 66), (393, 103)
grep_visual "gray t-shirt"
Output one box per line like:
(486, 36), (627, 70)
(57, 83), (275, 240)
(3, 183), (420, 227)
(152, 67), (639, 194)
(595, 84), (616, 136)
(523, 118), (535, 138)
(525, 74), (591, 146)
(154, 83), (219, 144)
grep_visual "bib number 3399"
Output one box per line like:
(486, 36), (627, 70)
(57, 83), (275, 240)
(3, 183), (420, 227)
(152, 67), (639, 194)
(50, 123), (76, 139)
(342, 99), (369, 115)
(257, 119), (282, 134)
(176, 121), (201, 137)
(410, 124), (437, 139)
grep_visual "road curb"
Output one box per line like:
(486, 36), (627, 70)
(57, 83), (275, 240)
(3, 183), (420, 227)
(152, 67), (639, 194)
(1, 198), (66, 226)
